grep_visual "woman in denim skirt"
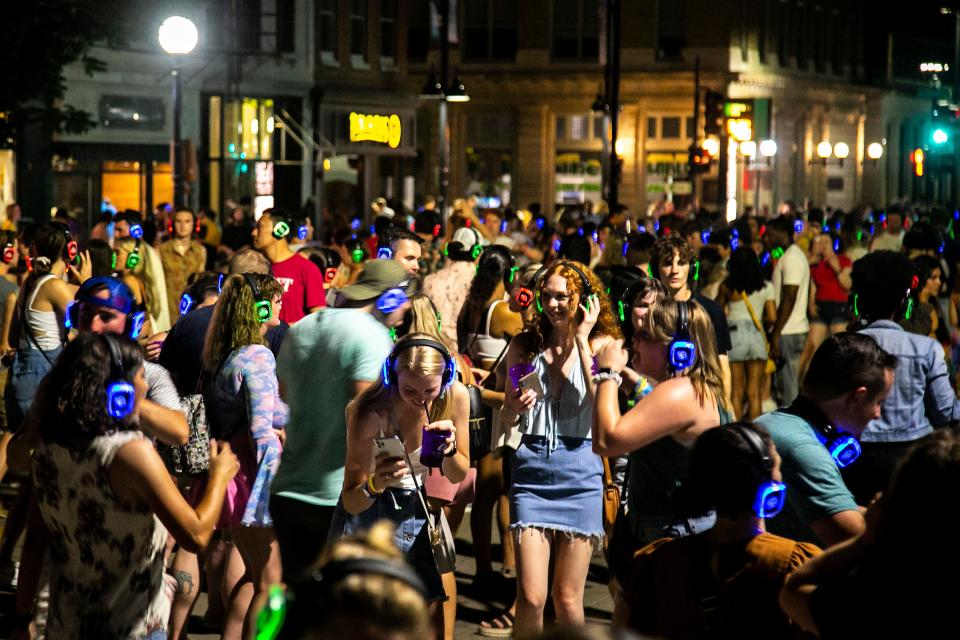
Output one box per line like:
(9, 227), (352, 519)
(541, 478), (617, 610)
(333, 333), (470, 638)
(500, 260), (621, 639)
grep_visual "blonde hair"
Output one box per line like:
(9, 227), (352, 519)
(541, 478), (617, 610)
(304, 521), (429, 639)
(115, 236), (163, 325)
(350, 333), (454, 422)
(645, 298), (730, 412)
(202, 273), (283, 371)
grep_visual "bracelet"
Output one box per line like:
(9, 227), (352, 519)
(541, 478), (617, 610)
(592, 371), (623, 386)
(363, 474), (384, 499)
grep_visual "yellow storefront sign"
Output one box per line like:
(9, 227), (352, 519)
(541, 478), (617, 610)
(349, 112), (402, 148)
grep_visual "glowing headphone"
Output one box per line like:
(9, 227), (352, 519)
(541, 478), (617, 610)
(128, 222), (144, 240)
(261, 558), (429, 640)
(297, 224), (309, 241)
(179, 274), (224, 316)
(102, 333), (136, 420)
(65, 277), (146, 339)
(618, 279), (650, 324)
(1, 241), (15, 265)
(784, 397), (861, 468)
(271, 215), (291, 240)
(668, 301), (697, 371)
(513, 264), (546, 309)
(535, 261), (593, 314)
(166, 212), (201, 236)
(244, 273), (273, 323)
(376, 285), (410, 315)
(63, 228), (79, 265)
(126, 239), (142, 269)
(377, 247), (394, 260)
(464, 227), (484, 260)
(728, 424), (787, 519)
(382, 336), (457, 390)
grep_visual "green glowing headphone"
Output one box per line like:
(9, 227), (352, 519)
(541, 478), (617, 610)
(272, 219), (291, 240)
(243, 273), (273, 323)
(125, 239), (142, 269)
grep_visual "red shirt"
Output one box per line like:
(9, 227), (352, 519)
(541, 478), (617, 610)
(811, 255), (852, 303)
(271, 253), (326, 324)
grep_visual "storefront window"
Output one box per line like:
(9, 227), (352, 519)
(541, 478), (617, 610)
(102, 161), (144, 212)
(209, 96), (277, 213)
(554, 152), (602, 205)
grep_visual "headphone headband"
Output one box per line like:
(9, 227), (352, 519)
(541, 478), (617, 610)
(727, 423), (786, 519)
(383, 336), (456, 389)
(729, 424), (773, 473)
(243, 273), (273, 323)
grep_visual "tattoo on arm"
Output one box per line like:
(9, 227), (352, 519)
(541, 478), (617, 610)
(172, 569), (194, 595)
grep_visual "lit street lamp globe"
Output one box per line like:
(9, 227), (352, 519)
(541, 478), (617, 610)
(739, 140), (756, 157)
(816, 141), (833, 159)
(833, 142), (850, 159)
(867, 142), (884, 160)
(759, 139), (778, 157)
(159, 16), (198, 55)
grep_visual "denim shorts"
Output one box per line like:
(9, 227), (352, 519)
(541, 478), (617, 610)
(728, 319), (768, 362)
(510, 435), (604, 540)
(328, 488), (445, 602)
(814, 300), (850, 326)
(5, 346), (60, 431)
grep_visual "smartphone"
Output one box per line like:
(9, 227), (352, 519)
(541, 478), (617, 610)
(374, 435), (406, 459)
(518, 371), (545, 400)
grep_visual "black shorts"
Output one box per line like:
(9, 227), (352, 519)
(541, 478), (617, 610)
(814, 300), (850, 326)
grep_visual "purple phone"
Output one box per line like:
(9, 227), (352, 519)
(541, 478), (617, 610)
(508, 363), (536, 390)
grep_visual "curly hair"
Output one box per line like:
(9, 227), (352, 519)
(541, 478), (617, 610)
(644, 297), (730, 412)
(516, 260), (622, 358)
(36, 333), (144, 445)
(650, 235), (696, 279)
(202, 273), (284, 372)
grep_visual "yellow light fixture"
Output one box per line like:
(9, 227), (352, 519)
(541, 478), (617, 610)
(866, 142), (883, 160)
(816, 141), (833, 159)
(833, 142), (850, 159)
(739, 140), (757, 156)
(702, 137), (720, 157)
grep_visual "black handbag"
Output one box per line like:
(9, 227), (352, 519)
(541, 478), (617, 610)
(466, 383), (490, 463)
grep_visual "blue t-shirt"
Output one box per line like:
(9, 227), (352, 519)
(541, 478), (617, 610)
(755, 410), (859, 545)
(271, 308), (394, 506)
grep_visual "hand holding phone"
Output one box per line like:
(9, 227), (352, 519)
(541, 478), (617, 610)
(518, 371), (545, 401)
(374, 435), (406, 460)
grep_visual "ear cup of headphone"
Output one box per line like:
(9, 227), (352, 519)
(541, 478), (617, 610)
(103, 334), (136, 420)
(668, 301), (697, 371)
(273, 220), (291, 239)
(1, 244), (15, 264)
(376, 288), (408, 315)
(514, 287), (534, 308)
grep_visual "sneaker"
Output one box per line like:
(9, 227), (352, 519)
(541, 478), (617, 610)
(0, 560), (18, 590)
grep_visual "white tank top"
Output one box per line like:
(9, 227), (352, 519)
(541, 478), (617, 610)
(469, 299), (510, 364)
(20, 274), (63, 351)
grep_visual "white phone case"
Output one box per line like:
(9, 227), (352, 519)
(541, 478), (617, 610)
(374, 435), (406, 459)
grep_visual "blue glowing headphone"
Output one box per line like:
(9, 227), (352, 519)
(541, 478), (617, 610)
(102, 333), (136, 420)
(128, 222), (144, 240)
(381, 336), (457, 390)
(376, 278), (410, 315)
(377, 247), (394, 260)
(179, 274), (224, 316)
(784, 397), (861, 468)
(728, 424), (786, 519)
(668, 301), (697, 371)
(297, 224), (309, 241)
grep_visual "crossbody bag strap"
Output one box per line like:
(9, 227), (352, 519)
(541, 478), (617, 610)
(400, 443), (437, 529)
(601, 455), (615, 489)
(740, 291), (770, 351)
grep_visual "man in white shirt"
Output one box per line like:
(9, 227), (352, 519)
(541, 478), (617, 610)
(870, 210), (905, 253)
(764, 216), (810, 406)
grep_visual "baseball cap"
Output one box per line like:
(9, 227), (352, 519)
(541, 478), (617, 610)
(339, 259), (409, 301)
(452, 226), (484, 247)
(75, 276), (135, 314)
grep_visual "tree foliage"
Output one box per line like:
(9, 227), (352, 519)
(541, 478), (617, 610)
(0, 0), (129, 145)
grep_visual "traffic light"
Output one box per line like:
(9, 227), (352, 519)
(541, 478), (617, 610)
(704, 91), (725, 136)
(689, 146), (710, 174)
(913, 148), (925, 177)
(932, 127), (949, 145)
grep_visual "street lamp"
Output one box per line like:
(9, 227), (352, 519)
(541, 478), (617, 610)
(866, 142), (884, 163)
(159, 16), (198, 208)
(816, 141), (833, 161)
(759, 139), (778, 158)
(833, 142), (850, 167)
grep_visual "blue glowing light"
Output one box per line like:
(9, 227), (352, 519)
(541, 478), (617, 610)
(350, 218), (361, 230)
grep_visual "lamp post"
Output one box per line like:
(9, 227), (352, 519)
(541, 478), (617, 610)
(420, 1), (469, 233)
(158, 16), (198, 209)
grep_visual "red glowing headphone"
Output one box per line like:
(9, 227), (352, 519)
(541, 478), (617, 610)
(511, 264), (548, 309)
(1, 242), (15, 264)
(167, 212), (201, 236)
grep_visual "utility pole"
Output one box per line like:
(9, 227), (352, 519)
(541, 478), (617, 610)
(691, 57), (701, 206)
(607, 0), (621, 209)
(438, 0), (450, 232)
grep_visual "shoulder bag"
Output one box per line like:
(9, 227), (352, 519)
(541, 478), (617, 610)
(159, 372), (211, 477)
(601, 456), (621, 547)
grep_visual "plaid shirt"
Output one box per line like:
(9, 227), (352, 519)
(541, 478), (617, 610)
(859, 320), (960, 443)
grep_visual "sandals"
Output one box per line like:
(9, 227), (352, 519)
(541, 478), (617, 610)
(478, 611), (515, 638)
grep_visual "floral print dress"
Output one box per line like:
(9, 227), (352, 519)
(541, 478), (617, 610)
(32, 430), (170, 640)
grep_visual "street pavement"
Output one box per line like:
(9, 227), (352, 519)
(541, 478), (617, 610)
(0, 507), (614, 638)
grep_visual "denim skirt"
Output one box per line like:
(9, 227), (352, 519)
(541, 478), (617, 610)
(5, 346), (61, 431)
(728, 319), (768, 362)
(510, 435), (604, 540)
(328, 487), (446, 602)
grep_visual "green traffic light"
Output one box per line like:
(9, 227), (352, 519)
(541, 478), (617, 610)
(933, 128), (949, 145)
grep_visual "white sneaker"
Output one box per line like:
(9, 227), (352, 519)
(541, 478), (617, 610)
(0, 560), (19, 589)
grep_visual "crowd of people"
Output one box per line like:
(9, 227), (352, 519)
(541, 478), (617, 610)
(0, 193), (957, 639)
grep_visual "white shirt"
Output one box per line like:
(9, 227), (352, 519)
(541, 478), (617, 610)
(773, 244), (810, 335)
(727, 281), (775, 323)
